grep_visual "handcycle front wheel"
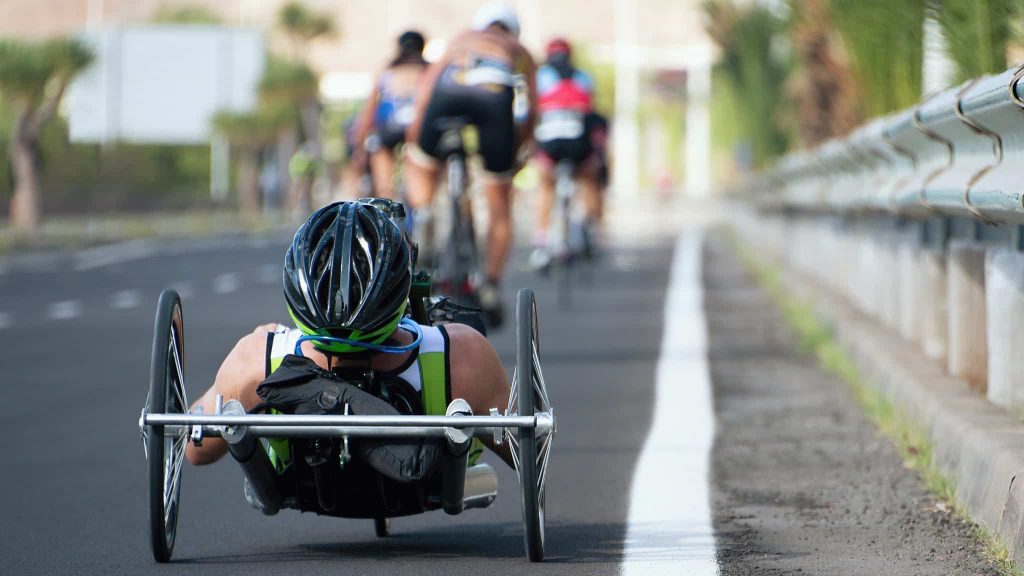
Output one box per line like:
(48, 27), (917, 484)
(513, 288), (553, 562)
(146, 289), (188, 563)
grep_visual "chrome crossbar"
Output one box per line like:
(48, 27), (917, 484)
(145, 413), (543, 429)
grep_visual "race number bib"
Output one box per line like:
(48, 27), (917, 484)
(535, 110), (585, 142)
(394, 102), (416, 126)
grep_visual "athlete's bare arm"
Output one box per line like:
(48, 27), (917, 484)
(446, 323), (515, 467)
(352, 75), (383, 168)
(184, 325), (275, 466)
(516, 42), (539, 149)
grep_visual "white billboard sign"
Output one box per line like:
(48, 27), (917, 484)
(68, 25), (265, 145)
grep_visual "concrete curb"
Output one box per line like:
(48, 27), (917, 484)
(778, 267), (1024, 562)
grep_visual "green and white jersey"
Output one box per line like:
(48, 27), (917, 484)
(266, 323), (452, 415)
(263, 323), (483, 471)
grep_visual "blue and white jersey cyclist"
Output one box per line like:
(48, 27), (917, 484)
(184, 200), (515, 472)
(355, 31), (430, 200)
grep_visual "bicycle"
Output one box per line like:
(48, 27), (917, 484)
(413, 118), (482, 311)
(542, 158), (593, 308)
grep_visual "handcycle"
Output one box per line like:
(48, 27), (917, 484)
(138, 280), (555, 563)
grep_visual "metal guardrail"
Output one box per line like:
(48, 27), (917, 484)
(751, 64), (1024, 225)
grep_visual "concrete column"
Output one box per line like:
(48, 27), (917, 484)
(685, 52), (711, 198)
(947, 242), (988, 391)
(879, 242), (900, 330)
(613, 0), (639, 198)
(985, 248), (1024, 409)
(921, 249), (948, 361)
(898, 243), (922, 343)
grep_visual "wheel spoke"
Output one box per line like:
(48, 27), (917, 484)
(537, 435), (553, 497)
(169, 327), (187, 410)
(507, 432), (521, 473)
(531, 346), (551, 410)
(507, 367), (519, 416)
(163, 432), (186, 525)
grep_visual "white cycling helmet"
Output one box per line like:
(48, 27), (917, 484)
(472, 2), (521, 38)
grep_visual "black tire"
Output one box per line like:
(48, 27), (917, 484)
(374, 517), (390, 538)
(147, 290), (187, 563)
(516, 289), (545, 562)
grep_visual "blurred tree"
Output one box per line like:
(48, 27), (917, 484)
(704, 1), (791, 167)
(212, 107), (292, 215)
(150, 3), (222, 24)
(787, 0), (862, 146)
(0, 38), (93, 234)
(258, 55), (321, 211)
(828, 0), (925, 116)
(277, 1), (337, 59)
(932, 0), (1018, 82)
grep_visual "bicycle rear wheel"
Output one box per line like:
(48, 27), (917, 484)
(438, 155), (479, 306)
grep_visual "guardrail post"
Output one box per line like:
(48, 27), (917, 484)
(985, 247), (1024, 409)
(947, 241), (988, 391)
(921, 247), (949, 361)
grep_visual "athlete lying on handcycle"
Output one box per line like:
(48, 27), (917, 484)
(185, 200), (514, 472)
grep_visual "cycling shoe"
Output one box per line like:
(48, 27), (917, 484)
(477, 282), (505, 330)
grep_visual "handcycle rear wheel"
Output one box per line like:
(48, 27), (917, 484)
(513, 288), (552, 562)
(146, 289), (188, 563)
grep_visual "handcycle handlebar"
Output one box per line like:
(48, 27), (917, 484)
(145, 412), (549, 430)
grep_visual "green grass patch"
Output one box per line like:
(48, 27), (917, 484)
(727, 232), (1021, 576)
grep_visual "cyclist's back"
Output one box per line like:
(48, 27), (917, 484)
(408, 28), (531, 180)
(535, 38), (595, 166)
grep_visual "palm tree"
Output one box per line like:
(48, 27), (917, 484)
(704, 1), (791, 167)
(0, 38), (93, 235)
(828, 0), (926, 116)
(788, 0), (861, 146)
(212, 106), (292, 215)
(931, 0), (1018, 83)
(258, 56), (321, 211)
(277, 1), (337, 59)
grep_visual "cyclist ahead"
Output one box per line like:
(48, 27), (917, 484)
(530, 38), (603, 269)
(353, 31), (429, 200)
(405, 2), (537, 328)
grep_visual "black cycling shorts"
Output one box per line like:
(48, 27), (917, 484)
(416, 79), (516, 176)
(368, 123), (408, 153)
(538, 136), (592, 165)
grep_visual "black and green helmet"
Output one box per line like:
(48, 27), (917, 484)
(284, 201), (412, 353)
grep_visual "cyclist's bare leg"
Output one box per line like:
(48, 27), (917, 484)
(483, 177), (514, 283)
(369, 149), (396, 199)
(534, 164), (556, 241)
(579, 164), (602, 222)
(405, 156), (439, 210)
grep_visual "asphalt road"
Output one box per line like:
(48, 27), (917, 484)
(0, 221), (999, 575)
(0, 231), (673, 576)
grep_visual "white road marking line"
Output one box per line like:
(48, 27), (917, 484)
(0, 312), (11, 330)
(74, 239), (156, 271)
(213, 273), (241, 294)
(47, 300), (82, 321)
(259, 264), (278, 285)
(171, 282), (194, 300)
(621, 231), (718, 575)
(110, 289), (142, 310)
